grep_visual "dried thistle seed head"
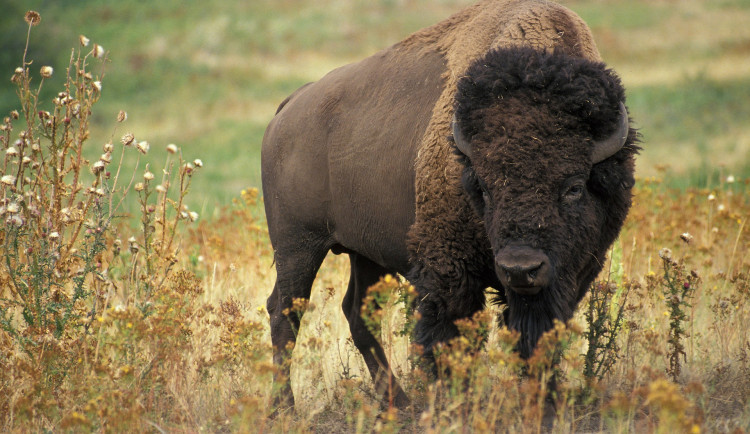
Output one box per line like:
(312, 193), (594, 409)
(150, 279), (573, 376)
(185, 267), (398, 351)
(40, 66), (53, 78)
(6, 214), (24, 227)
(188, 211), (199, 222)
(128, 236), (139, 253)
(92, 81), (102, 92)
(87, 187), (105, 197)
(1, 175), (16, 185)
(93, 44), (105, 58)
(117, 110), (127, 123)
(134, 182), (144, 192)
(25, 11), (41, 26)
(121, 133), (135, 146)
(92, 160), (106, 174)
(6, 202), (19, 213)
(658, 248), (672, 261)
(143, 170), (154, 181)
(10, 110), (19, 120)
(103, 142), (114, 153)
(155, 184), (166, 193)
(680, 232), (693, 244)
(22, 156), (31, 165)
(193, 158), (203, 168)
(100, 151), (112, 163)
(48, 231), (60, 241)
(166, 143), (178, 154)
(136, 141), (149, 154)
(11, 68), (23, 83)
(79, 35), (90, 47)
(6, 146), (18, 156)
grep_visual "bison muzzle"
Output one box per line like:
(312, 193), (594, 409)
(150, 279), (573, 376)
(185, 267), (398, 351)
(261, 0), (639, 410)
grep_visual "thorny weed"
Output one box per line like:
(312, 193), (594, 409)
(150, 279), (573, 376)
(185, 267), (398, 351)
(0, 11), (210, 431)
(583, 279), (631, 383)
(653, 247), (699, 383)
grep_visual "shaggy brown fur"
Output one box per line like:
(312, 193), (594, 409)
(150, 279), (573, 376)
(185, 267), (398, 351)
(405, 0), (601, 309)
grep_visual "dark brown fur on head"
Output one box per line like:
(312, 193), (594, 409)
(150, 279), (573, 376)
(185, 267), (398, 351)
(453, 46), (639, 358)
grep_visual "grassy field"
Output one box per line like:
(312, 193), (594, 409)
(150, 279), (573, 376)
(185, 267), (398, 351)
(4, 0), (750, 208)
(1, 0), (749, 432)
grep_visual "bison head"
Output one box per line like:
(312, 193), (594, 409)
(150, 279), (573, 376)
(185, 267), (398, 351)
(452, 47), (638, 358)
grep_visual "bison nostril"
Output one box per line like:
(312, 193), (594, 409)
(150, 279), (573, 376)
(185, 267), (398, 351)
(501, 263), (542, 286)
(495, 246), (551, 293)
(528, 267), (538, 279)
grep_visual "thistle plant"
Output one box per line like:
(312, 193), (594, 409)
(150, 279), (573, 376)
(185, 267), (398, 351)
(583, 280), (631, 383)
(657, 247), (699, 383)
(0, 12), (204, 429)
(0, 11), (115, 342)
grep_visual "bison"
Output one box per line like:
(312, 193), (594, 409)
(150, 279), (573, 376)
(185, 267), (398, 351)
(261, 0), (639, 409)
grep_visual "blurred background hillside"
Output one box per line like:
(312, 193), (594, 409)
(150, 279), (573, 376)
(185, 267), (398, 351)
(3, 0), (750, 215)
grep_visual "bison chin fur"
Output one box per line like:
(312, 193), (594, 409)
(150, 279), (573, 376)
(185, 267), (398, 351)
(501, 283), (574, 360)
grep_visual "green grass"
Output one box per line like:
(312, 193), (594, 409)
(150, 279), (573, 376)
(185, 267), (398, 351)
(2, 0), (750, 212)
(571, 1), (672, 31)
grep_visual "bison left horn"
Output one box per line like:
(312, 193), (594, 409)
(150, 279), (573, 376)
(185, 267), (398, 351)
(592, 102), (629, 164)
(452, 113), (472, 160)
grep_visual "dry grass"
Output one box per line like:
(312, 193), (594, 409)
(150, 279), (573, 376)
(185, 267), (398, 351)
(174, 175), (749, 432)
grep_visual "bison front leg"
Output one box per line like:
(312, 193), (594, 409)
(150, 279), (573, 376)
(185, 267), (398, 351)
(410, 264), (487, 377)
(342, 254), (409, 409)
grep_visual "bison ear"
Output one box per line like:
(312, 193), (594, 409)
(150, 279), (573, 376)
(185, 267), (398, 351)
(452, 114), (473, 160)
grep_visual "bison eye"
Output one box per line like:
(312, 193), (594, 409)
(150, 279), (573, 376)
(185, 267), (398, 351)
(562, 178), (586, 202)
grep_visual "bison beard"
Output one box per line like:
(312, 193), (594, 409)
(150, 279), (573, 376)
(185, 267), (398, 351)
(504, 277), (574, 360)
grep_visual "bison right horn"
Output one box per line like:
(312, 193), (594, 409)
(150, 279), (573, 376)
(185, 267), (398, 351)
(591, 102), (629, 164)
(452, 113), (472, 160)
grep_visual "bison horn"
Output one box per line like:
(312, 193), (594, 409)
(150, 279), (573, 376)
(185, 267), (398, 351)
(592, 102), (629, 164)
(452, 113), (472, 160)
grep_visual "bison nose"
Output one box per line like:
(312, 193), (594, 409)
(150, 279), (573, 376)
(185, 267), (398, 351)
(495, 246), (551, 296)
